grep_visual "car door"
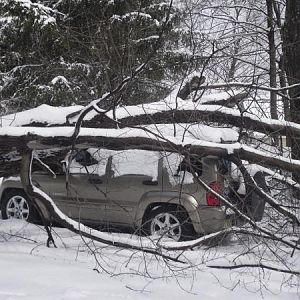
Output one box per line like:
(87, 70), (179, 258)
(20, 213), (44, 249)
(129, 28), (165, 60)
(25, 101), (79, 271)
(32, 173), (76, 219)
(33, 149), (111, 224)
(104, 150), (161, 227)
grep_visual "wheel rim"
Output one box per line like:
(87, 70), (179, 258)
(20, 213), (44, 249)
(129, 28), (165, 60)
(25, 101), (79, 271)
(150, 212), (182, 241)
(6, 195), (29, 220)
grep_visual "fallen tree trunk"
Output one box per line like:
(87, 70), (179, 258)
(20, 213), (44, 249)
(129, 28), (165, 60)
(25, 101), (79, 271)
(0, 126), (300, 177)
(19, 105), (300, 140)
(104, 108), (300, 138)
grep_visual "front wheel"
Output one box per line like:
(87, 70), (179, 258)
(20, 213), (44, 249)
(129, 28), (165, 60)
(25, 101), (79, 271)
(1, 189), (40, 222)
(143, 206), (195, 241)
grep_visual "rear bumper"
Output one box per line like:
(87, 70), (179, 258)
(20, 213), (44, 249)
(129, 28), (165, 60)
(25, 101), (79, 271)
(192, 206), (233, 234)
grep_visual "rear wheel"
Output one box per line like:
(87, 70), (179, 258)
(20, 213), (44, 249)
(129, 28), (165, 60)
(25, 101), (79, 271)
(143, 205), (195, 241)
(1, 189), (40, 222)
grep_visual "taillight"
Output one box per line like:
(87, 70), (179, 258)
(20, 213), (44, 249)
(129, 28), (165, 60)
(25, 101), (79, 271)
(206, 181), (222, 206)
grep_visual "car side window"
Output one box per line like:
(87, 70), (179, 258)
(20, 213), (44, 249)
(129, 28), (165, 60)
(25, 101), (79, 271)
(108, 150), (159, 180)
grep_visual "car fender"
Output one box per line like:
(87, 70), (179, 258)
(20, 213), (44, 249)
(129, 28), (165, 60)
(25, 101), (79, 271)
(0, 177), (24, 202)
(0, 177), (51, 220)
(134, 191), (204, 232)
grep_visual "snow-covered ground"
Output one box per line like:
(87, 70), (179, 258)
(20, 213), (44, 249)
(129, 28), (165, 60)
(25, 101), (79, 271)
(0, 219), (298, 300)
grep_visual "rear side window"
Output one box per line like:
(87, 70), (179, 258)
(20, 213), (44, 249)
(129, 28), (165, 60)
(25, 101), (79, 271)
(162, 153), (202, 186)
(176, 156), (202, 177)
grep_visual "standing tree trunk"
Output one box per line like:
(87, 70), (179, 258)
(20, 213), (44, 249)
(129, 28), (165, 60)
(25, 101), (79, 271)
(272, 0), (290, 121)
(266, 0), (278, 120)
(283, 0), (300, 197)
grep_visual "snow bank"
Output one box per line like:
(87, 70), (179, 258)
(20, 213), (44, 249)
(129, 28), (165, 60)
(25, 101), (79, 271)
(0, 220), (298, 300)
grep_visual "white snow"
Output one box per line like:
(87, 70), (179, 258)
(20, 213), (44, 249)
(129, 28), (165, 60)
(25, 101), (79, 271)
(12, 0), (58, 27)
(0, 219), (298, 300)
(144, 123), (238, 143)
(50, 75), (69, 85)
(132, 35), (159, 44)
(0, 104), (82, 127)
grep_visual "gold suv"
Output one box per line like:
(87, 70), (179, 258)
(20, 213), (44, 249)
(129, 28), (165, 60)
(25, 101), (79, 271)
(0, 149), (266, 241)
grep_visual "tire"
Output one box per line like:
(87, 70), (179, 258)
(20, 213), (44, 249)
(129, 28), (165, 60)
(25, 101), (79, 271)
(142, 205), (195, 241)
(1, 189), (40, 222)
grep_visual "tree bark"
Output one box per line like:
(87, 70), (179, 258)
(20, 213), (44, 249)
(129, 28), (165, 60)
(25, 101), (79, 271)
(283, 0), (300, 197)
(266, 0), (278, 120)
(1, 129), (300, 176)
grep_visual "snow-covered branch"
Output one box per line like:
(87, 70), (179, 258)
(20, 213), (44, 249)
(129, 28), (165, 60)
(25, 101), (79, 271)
(6, 100), (300, 141)
(0, 125), (300, 175)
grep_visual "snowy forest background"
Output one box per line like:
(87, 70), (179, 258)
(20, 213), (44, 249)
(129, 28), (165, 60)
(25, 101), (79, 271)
(1, 0), (295, 115)
(1, 0), (300, 299)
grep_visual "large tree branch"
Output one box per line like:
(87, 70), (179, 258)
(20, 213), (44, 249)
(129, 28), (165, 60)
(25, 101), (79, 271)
(208, 263), (300, 276)
(196, 82), (300, 93)
(1, 126), (300, 176)
(11, 102), (300, 140)
(93, 107), (300, 139)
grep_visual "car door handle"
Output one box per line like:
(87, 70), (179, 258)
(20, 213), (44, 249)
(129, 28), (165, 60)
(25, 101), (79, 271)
(143, 180), (158, 186)
(88, 178), (103, 184)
